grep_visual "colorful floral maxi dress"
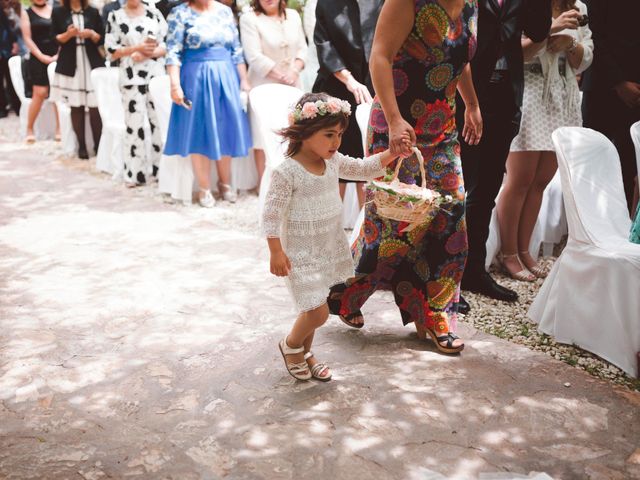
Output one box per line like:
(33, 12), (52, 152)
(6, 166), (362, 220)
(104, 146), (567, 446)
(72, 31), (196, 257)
(328, 0), (477, 334)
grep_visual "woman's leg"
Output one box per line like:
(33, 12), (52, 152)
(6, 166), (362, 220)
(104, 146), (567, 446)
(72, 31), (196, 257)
(517, 151), (558, 271)
(121, 86), (147, 185)
(88, 107), (102, 153)
(70, 106), (87, 158)
(26, 85), (48, 138)
(191, 153), (211, 193)
(52, 99), (61, 138)
(146, 89), (163, 178)
(253, 148), (265, 191)
(496, 151), (542, 276)
(215, 155), (237, 202)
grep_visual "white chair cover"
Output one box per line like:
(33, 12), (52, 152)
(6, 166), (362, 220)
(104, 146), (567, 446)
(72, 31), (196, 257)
(8, 55), (57, 140)
(529, 127), (640, 377)
(485, 173), (567, 269)
(631, 121), (640, 182)
(91, 67), (125, 178)
(251, 83), (304, 214)
(46, 62), (77, 156)
(148, 74), (257, 204)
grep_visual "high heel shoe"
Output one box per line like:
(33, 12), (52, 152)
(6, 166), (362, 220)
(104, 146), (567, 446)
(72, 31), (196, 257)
(519, 251), (547, 278)
(414, 321), (464, 354)
(198, 188), (215, 208)
(217, 182), (237, 203)
(497, 252), (535, 282)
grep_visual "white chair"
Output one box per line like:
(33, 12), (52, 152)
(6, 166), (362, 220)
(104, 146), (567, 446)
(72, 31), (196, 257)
(529, 127), (640, 377)
(91, 67), (125, 177)
(631, 121), (640, 189)
(8, 55), (57, 140)
(251, 83), (304, 213)
(46, 62), (77, 156)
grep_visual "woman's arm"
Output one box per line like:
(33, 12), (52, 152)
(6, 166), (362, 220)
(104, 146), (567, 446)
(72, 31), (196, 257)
(567, 4), (593, 73)
(369, 0), (415, 155)
(522, 36), (546, 62)
(165, 8), (186, 104)
(236, 62), (250, 92)
(53, 10), (79, 45)
(239, 13), (277, 80)
(21, 9), (56, 63)
(456, 64), (482, 145)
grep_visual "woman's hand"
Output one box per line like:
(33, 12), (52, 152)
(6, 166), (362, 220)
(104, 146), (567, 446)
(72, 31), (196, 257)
(345, 75), (373, 105)
(41, 54), (56, 65)
(389, 117), (416, 157)
(462, 104), (482, 145)
(170, 84), (184, 105)
(66, 24), (79, 38)
(240, 79), (251, 92)
(270, 250), (291, 277)
(549, 9), (580, 34)
(614, 81), (640, 109)
(546, 34), (574, 54)
(131, 51), (146, 62)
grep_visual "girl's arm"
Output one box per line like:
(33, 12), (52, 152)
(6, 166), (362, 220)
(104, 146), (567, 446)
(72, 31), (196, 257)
(368, 0), (415, 155)
(261, 169), (293, 276)
(334, 148), (403, 182)
(456, 63), (483, 145)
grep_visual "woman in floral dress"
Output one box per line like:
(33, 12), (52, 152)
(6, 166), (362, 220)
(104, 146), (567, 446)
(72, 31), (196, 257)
(327, 0), (482, 353)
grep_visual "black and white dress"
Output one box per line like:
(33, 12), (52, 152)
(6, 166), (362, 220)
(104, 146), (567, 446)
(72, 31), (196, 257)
(50, 10), (98, 107)
(105, 7), (167, 185)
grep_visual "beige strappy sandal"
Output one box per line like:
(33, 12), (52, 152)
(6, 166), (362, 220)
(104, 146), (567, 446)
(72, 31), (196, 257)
(519, 251), (547, 278)
(303, 351), (332, 382)
(497, 252), (535, 282)
(278, 337), (311, 381)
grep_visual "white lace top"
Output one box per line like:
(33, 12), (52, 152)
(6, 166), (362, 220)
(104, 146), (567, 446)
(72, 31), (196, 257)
(261, 152), (386, 312)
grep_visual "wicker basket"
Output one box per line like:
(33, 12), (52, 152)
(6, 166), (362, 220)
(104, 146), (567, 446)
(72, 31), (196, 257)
(370, 147), (446, 232)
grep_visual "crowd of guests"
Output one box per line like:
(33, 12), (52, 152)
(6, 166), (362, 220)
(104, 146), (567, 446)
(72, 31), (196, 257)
(0, 0), (639, 304)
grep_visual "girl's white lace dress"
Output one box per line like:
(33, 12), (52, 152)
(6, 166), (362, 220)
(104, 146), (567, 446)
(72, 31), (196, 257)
(261, 152), (385, 312)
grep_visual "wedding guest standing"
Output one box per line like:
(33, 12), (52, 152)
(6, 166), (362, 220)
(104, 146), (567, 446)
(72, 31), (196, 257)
(105, 0), (167, 187)
(582, 0), (640, 212)
(0, 4), (19, 118)
(496, 0), (592, 281)
(164, 0), (251, 207)
(240, 0), (306, 192)
(20, 0), (61, 143)
(456, 0), (552, 303)
(312, 0), (383, 209)
(50, 0), (104, 159)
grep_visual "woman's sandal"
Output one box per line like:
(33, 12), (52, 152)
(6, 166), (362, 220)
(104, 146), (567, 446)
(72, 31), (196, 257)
(519, 251), (547, 278)
(25, 134), (36, 144)
(217, 182), (237, 203)
(497, 252), (535, 282)
(278, 337), (312, 381)
(415, 322), (465, 354)
(303, 351), (332, 382)
(338, 310), (364, 329)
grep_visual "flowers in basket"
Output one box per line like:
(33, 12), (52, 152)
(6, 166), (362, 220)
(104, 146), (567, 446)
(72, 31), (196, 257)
(369, 147), (453, 232)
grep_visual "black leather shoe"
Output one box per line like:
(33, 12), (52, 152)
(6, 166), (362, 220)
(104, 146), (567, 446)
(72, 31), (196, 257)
(77, 148), (89, 160)
(457, 295), (470, 315)
(461, 271), (518, 302)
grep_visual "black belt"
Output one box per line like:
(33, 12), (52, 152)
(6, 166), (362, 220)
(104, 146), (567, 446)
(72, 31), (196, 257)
(526, 62), (566, 77)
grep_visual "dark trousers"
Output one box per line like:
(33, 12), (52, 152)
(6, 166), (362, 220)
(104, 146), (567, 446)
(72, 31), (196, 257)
(457, 78), (519, 275)
(582, 89), (640, 210)
(0, 57), (20, 113)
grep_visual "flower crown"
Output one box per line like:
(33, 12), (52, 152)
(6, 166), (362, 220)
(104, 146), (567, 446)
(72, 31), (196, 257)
(288, 97), (352, 125)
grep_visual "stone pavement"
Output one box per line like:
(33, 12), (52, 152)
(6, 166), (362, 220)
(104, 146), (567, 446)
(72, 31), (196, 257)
(1, 133), (639, 479)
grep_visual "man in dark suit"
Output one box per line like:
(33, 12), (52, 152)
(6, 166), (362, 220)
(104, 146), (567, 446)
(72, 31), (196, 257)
(312, 0), (383, 160)
(456, 0), (552, 303)
(582, 0), (640, 211)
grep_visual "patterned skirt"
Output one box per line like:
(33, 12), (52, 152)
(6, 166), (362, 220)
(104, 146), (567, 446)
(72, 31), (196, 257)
(50, 45), (97, 108)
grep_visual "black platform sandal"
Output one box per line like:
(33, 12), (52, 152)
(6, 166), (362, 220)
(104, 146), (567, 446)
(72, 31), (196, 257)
(338, 310), (365, 329)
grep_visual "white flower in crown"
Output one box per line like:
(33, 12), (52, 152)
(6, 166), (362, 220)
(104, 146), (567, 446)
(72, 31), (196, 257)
(288, 97), (352, 124)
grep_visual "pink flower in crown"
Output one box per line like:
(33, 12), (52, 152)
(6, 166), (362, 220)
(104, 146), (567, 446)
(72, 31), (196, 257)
(327, 98), (342, 114)
(301, 102), (319, 119)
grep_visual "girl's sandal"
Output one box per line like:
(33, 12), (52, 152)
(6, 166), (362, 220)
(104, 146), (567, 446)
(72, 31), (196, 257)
(338, 310), (364, 329)
(415, 322), (465, 354)
(303, 351), (332, 382)
(278, 337), (311, 381)
(519, 251), (547, 278)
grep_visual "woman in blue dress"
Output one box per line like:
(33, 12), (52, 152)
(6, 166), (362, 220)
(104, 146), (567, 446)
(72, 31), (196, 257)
(165, 0), (252, 207)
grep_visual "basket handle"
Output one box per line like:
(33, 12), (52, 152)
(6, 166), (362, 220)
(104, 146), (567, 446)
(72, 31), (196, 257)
(391, 146), (427, 189)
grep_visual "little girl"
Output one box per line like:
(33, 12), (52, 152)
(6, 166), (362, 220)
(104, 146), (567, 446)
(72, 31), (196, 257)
(261, 92), (410, 381)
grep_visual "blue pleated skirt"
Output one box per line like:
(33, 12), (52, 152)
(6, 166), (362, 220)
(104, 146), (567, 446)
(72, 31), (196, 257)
(164, 47), (252, 160)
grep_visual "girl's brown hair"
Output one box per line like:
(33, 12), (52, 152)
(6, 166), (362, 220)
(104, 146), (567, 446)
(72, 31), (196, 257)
(251, 0), (287, 18)
(277, 92), (350, 158)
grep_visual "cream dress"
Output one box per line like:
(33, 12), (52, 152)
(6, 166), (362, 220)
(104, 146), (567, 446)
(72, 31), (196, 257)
(261, 152), (385, 312)
(240, 9), (307, 148)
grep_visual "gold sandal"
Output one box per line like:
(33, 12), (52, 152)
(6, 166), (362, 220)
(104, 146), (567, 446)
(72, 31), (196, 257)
(519, 251), (547, 278)
(497, 252), (535, 282)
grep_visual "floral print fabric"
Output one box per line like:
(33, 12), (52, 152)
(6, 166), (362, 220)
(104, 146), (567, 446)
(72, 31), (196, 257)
(328, 0), (477, 334)
(165, 3), (243, 66)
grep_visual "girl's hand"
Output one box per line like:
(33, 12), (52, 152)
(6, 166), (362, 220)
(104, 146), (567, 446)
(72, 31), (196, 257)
(463, 104), (482, 145)
(170, 84), (184, 105)
(270, 251), (291, 277)
(550, 9), (580, 34)
(389, 117), (416, 156)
